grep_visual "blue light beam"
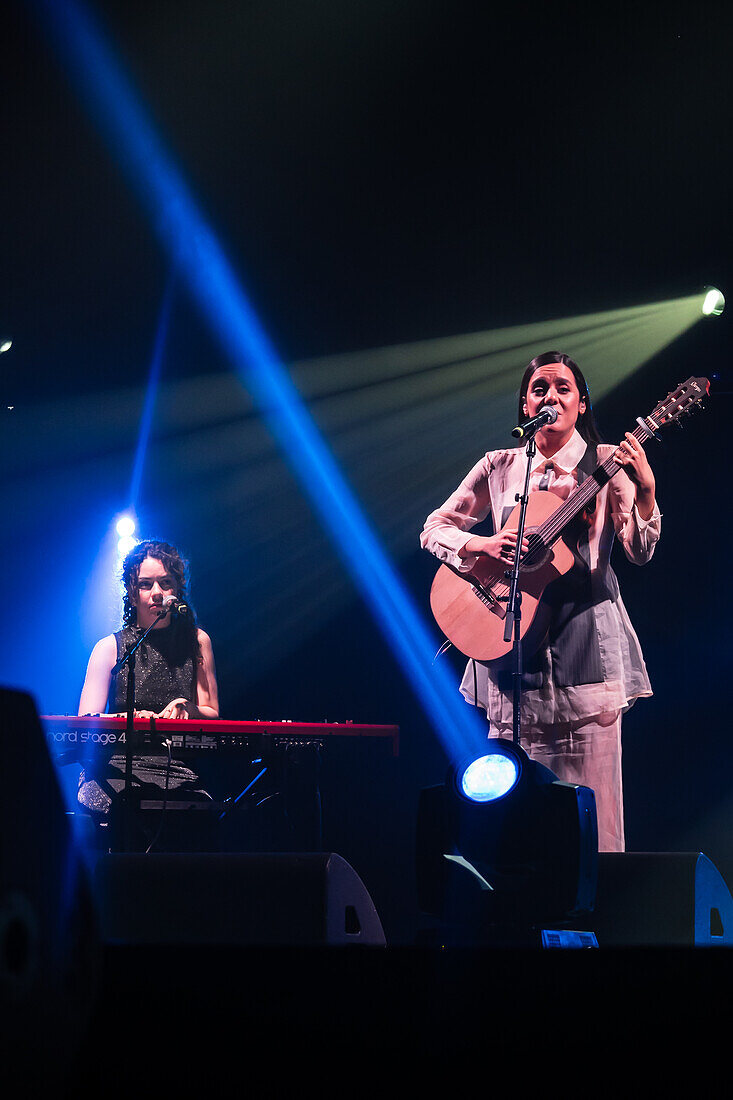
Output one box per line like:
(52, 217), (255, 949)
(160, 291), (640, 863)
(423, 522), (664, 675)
(128, 267), (176, 510)
(30, 0), (487, 763)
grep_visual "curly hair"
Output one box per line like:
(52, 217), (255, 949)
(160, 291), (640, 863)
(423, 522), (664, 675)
(517, 351), (602, 446)
(121, 540), (197, 631)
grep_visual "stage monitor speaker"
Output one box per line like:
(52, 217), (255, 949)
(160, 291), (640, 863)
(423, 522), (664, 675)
(92, 851), (387, 946)
(0, 687), (98, 1069)
(592, 852), (733, 946)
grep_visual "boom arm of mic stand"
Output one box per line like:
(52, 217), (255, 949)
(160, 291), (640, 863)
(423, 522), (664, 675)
(110, 606), (169, 676)
(503, 434), (537, 745)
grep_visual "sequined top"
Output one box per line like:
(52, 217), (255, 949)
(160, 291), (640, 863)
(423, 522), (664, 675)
(77, 622), (204, 813)
(108, 622), (197, 713)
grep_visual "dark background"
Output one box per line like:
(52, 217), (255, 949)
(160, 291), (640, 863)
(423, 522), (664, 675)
(2, 1), (732, 943)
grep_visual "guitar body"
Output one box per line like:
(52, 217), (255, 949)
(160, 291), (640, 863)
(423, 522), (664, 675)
(429, 490), (576, 662)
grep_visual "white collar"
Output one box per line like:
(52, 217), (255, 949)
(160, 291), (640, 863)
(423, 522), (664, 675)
(529, 429), (587, 473)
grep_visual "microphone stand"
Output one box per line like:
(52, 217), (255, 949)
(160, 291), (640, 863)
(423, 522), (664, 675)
(111, 607), (170, 851)
(503, 430), (538, 747)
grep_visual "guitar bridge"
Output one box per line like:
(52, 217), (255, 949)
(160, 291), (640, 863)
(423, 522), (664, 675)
(471, 583), (497, 609)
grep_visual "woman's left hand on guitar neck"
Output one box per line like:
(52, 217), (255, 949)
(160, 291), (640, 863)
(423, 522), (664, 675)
(614, 432), (656, 520)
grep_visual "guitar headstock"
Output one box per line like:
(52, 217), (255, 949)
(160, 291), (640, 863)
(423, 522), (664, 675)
(646, 376), (710, 432)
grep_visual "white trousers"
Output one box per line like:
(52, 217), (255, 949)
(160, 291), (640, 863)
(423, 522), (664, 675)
(493, 710), (625, 853)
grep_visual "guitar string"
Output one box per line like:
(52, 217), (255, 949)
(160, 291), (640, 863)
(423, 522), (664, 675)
(533, 428), (646, 547)
(524, 420), (655, 556)
(486, 420), (655, 599)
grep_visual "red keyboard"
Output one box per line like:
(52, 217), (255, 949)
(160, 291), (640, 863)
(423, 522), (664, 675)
(42, 715), (399, 755)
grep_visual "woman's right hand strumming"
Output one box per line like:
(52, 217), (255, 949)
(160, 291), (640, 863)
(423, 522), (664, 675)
(459, 530), (529, 566)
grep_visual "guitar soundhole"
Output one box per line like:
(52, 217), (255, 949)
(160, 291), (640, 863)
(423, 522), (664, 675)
(520, 530), (551, 573)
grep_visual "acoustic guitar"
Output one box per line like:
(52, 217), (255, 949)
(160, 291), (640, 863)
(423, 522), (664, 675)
(429, 376), (709, 661)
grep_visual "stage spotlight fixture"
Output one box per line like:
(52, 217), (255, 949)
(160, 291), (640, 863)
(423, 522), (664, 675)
(456, 747), (521, 803)
(115, 514), (136, 538)
(0, 338), (12, 353)
(416, 738), (598, 944)
(117, 535), (137, 558)
(702, 288), (725, 316)
(116, 515), (137, 559)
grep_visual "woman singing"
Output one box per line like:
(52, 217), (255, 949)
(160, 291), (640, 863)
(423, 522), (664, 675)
(421, 351), (660, 852)
(77, 539), (219, 831)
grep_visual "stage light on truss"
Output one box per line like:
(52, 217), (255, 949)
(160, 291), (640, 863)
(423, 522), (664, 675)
(115, 514), (136, 538)
(416, 739), (598, 942)
(114, 513), (138, 560)
(116, 535), (137, 559)
(702, 288), (725, 316)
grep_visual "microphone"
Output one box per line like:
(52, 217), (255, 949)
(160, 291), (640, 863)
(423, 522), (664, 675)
(511, 405), (558, 439)
(161, 595), (190, 616)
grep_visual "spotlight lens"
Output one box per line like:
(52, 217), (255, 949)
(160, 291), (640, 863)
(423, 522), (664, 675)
(459, 752), (520, 803)
(702, 288), (725, 316)
(116, 515), (136, 537)
(117, 535), (137, 558)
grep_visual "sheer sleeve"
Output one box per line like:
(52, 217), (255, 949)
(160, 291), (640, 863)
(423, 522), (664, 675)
(602, 444), (661, 565)
(420, 455), (494, 572)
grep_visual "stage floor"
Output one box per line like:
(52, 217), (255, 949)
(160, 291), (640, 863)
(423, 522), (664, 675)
(19, 940), (732, 1093)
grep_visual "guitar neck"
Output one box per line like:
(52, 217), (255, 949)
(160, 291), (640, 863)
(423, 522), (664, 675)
(533, 424), (646, 549)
